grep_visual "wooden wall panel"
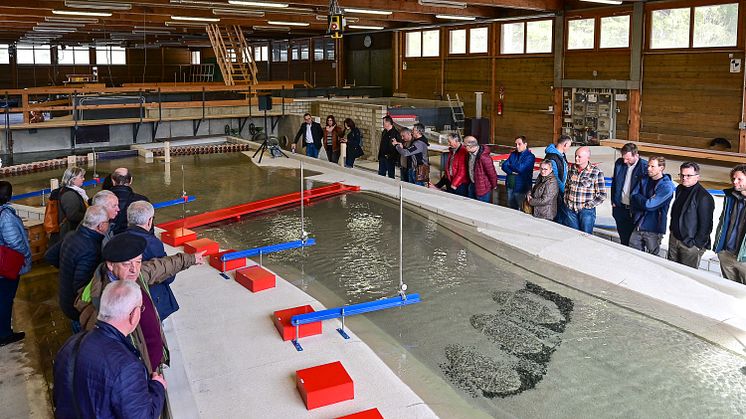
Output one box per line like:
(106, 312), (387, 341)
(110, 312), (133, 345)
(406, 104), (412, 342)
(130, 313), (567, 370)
(399, 59), (441, 100)
(641, 52), (743, 149)
(443, 57), (491, 118)
(564, 51), (630, 80)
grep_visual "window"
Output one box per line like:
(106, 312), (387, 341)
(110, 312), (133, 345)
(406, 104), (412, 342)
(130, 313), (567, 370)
(253, 45), (268, 62)
(469, 27), (488, 53)
(314, 39), (324, 60)
(600, 16), (630, 49)
(405, 31), (422, 57)
(568, 18), (594, 50)
(0, 44), (8, 65)
(272, 42), (288, 62)
(405, 30), (440, 57)
(650, 8), (690, 49)
(291, 45), (299, 61)
(693, 3), (738, 48)
(526, 20), (552, 53)
(191, 51), (201, 65)
(58, 46), (90, 65)
(291, 42), (308, 61)
(95, 46), (126, 65)
(325, 39), (335, 60)
(17, 44), (52, 65)
(501, 22), (524, 54)
(300, 43), (309, 60)
(449, 29), (466, 54)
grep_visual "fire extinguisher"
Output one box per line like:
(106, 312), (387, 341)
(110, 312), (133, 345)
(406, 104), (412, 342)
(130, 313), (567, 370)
(497, 85), (505, 116)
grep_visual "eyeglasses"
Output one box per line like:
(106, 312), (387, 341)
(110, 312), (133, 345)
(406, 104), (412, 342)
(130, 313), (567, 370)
(679, 174), (699, 178)
(130, 304), (145, 317)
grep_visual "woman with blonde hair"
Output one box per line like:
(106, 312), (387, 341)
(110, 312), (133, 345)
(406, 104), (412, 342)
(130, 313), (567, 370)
(50, 167), (88, 244)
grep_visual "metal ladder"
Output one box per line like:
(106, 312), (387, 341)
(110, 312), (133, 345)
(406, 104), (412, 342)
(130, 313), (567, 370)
(447, 93), (465, 139)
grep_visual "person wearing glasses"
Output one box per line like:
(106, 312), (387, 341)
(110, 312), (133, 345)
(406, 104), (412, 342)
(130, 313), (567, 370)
(527, 160), (559, 220)
(74, 234), (205, 375)
(713, 164), (746, 283)
(291, 113), (323, 158)
(54, 280), (167, 418)
(629, 156), (675, 255)
(668, 162), (714, 269)
(464, 136), (498, 202)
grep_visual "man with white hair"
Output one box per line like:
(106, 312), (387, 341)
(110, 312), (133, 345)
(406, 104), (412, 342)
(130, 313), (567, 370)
(54, 280), (167, 418)
(125, 201), (180, 320)
(92, 190), (119, 246)
(45, 205), (111, 332)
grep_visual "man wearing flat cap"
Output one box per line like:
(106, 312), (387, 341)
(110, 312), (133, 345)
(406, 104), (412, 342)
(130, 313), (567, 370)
(75, 233), (205, 374)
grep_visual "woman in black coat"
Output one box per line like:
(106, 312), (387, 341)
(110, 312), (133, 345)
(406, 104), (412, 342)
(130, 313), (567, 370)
(343, 118), (363, 168)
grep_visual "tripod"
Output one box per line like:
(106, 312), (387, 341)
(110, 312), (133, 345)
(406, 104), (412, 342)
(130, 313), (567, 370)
(253, 137), (288, 164)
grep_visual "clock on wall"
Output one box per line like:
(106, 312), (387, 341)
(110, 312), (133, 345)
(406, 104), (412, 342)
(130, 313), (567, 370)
(363, 35), (372, 48)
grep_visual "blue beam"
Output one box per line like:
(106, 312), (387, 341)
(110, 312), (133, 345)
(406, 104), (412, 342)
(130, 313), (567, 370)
(152, 196), (196, 209)
(10, 178), (102, 201)
(221, 239), (316, 262)
(290, 294), (421, 326)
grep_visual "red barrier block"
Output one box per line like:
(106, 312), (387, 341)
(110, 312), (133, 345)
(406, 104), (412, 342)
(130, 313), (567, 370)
(183, 238), (220, 256)
(272, 305), (321, 341)
(235, 265), (276, 293)
(336, 408), (383, 419)
(296, 361), (354, 410)
(160, 228), (197, 247)
(209, 250), (245, 272)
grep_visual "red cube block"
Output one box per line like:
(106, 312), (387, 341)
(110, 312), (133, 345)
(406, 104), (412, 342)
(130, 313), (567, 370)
(235, 265), (276, 293)
(296, 361), (354, 410)
(183, 238), (219, 256)
(209, 250), (246, 272)
(335, 408), (383, 419)
(160, 228), (197, 247)
(272, 305), (322, 341)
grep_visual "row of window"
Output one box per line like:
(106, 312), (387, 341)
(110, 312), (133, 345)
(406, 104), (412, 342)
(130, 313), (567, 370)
(249, 39), (335, 63)
(0, 45), (127, 65)
(404, 2), (739, 57)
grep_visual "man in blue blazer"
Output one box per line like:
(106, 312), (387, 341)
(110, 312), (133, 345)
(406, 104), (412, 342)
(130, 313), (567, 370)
(611, 143), (648, 246)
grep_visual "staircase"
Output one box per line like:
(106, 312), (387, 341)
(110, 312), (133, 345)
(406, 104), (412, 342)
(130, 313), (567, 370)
(206, 24), (258, 86)
(447, 93), (465, 139)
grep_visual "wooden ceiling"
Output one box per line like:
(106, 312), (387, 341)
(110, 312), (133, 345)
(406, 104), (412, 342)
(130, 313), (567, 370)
(0, 0), (562, 46)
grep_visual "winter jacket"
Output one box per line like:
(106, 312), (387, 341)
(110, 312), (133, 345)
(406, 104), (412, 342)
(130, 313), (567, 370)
(0, 204), (32, 277)
(346, 127), (364, 158)
(125, 226), (179, 321)
(293, 121), (323, 149)
(378, 127), (401, 162)
(395, 137), (430, 170)
(714, 187), (746, 258)
(110, 185), (149, 235)
(58, 187), (87, 242)
(671, 183), (715, 249)
(445, 144), (469, 189)
(543, 144), (569, 194)
(529, 175), (559, 220)
(611, 157), (648, 207)
(630, 174), (675, 234)
(75, 252), (196, 374)
(470, 145), (498, 197)
(323, 125), (346, 152)
(45, 225), (104, 321)
(501, 149), (536, 194)
(53, 321), (166, 419)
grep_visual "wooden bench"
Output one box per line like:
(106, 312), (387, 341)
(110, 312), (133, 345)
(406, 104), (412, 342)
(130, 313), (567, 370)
(601, 139), (746, 165)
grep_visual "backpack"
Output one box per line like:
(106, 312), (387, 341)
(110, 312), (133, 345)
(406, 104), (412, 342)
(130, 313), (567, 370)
(43, 188), (64, 234)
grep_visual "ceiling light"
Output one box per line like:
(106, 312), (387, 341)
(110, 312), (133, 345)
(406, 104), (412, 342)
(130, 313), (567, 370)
(64, 1), (132, 10)
(343, 8), (392, 16)
(267, 20), (309, 27)
(37, 22), (87, 27)
(212, 8), (265, 17)
(436, 14), (476, 21)
(165, 21), (211, 27)
(134, 25), (174, 31)
(33, 28), (78, 33)
(45, 16), (99, 23)
(418, 0), (467, 9)
(171, 16), (220, 22)
(252, 25), (289, 31)
(52, 10), (113, 17)
(348, 25), (384, 30)
(579, 0), (622, 4)
(315, 15), (358, 23)
(228, 1), (288, 8)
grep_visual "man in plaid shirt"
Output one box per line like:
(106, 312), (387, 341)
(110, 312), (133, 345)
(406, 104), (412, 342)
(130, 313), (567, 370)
(563, 146), (607, 233)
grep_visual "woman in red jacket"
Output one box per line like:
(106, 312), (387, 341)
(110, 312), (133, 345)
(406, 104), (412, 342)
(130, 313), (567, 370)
(464, 136), (498, 203)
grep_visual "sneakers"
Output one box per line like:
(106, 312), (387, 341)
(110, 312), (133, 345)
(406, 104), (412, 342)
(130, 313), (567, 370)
(0, 331), (25, 347)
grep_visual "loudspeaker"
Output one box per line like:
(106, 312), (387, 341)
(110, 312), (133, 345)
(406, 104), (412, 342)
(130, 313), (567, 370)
(258, 95), (272, 111)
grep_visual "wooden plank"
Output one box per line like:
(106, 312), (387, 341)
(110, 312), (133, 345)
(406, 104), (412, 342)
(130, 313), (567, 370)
(602, 138), (746, 163)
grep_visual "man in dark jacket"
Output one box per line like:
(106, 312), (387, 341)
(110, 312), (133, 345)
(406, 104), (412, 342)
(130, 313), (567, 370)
(54, 280), (167, 419)
(292, 113), (323, 158)
(611, 143), (648, 246)
(713, 164), (746, 283)
(110, 168), (149, 235)
(377, 115), (401, 179)
(501, 135), (536, 210)
(629, 157), (674, 256)
(125, 201), (179, 321)
(668, 161), (715, 269)
(45, 206), (110, 332)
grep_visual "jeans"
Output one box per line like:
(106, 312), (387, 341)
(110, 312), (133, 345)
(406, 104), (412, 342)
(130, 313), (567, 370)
(324, 146), (339, 163)
(468, 183), (491, 203)
(304, 144), (319, 158)
(563, 206), (596, 234)
(507, 189), (527, 210)
(0, 277), (20, 339)
(451, 183), (469, 197)
(612, 205), (635, 246)
(378, 159), (396, 179)
(408, 168), (425, 186)
(629, 231), (663, 256)
(400, 167), (411, 183)
(344, 155), (356, 168)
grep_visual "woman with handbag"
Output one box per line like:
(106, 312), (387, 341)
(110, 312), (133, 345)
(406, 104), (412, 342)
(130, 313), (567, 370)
(342, 118), (364, 168)
(0, 181), (32, 347)
(527, 160), (559, 220)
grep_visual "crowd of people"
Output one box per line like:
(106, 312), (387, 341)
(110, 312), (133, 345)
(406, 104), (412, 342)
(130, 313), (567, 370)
(291, 113), (364, 168)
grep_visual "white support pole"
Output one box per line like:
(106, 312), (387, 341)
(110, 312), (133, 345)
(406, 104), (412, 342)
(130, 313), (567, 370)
(164, 141), (171, 163)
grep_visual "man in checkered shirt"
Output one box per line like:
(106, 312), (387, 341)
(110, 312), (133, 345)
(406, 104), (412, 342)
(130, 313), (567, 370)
(563, 146), (607, 234)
